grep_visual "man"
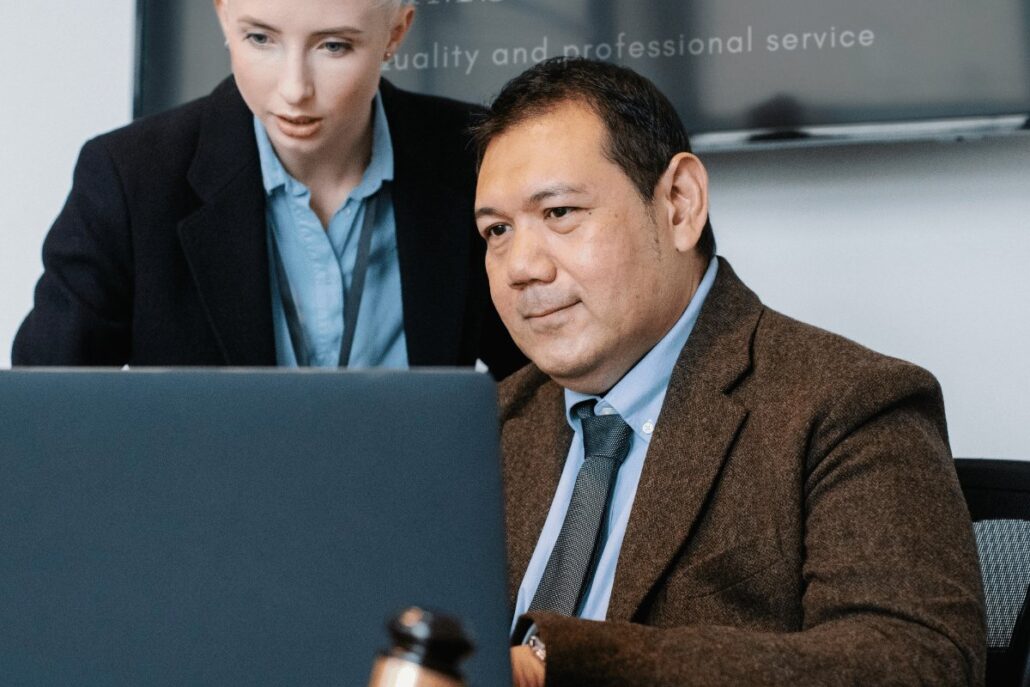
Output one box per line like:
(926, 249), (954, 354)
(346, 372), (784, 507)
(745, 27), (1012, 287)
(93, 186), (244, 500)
(473, 58), (984, 686)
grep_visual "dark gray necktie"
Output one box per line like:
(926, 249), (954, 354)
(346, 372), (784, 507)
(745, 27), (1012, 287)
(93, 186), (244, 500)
(528, 401), (633, 616)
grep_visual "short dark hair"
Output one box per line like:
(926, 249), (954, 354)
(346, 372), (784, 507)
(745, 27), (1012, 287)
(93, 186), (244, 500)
(472, 57), (715, 260)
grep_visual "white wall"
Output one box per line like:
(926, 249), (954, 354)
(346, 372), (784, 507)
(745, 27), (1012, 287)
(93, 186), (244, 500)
(706, 134), (1030, 459)
(1, 2), (136, 367)
(2, 4), (1027, 458)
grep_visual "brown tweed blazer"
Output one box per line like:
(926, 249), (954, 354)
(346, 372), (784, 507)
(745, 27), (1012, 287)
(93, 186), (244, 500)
(499, 259), (985, 686)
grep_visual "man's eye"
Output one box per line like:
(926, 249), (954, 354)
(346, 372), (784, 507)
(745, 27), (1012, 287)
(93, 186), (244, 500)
(245, 32), (270, 46)
(487, 224), (511, 238)
(547, 207), (574, 219)
(323, 40), (352, 54)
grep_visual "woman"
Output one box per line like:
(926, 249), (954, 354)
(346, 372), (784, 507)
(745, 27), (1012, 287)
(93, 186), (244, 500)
(13, 0), (523, 376)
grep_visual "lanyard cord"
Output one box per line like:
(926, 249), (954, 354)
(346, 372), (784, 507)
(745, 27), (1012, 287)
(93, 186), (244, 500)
(270, 194), (380, 368)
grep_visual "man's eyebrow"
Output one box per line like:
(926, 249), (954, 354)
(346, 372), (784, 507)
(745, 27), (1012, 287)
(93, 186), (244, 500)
(474, 206), (503, 221)
(529, 184), (586, 205)
(475, 185), (588, 220)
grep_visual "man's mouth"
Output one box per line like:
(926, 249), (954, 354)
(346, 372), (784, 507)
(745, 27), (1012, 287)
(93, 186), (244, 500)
(522, 301), (579, 320)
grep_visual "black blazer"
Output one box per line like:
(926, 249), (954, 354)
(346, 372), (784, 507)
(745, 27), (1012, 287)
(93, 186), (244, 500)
(13, 78), (524, 376)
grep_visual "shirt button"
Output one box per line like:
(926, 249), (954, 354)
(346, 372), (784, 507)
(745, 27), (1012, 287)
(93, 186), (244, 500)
(643, 421), (655, 435)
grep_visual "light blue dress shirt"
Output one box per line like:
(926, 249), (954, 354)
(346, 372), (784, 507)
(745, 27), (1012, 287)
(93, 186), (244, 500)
(513, 257), (720, 630)
(255, 93), (408, 368)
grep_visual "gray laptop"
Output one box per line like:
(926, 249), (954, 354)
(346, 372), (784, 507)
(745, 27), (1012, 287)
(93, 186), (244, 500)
(0, 369), (512, 686)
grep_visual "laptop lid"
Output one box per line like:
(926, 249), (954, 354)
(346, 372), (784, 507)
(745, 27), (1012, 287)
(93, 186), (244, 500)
(0, 369), (512, 686)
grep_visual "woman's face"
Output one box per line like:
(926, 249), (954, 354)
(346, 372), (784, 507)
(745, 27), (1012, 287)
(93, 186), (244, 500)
(215, 0), (412, 164)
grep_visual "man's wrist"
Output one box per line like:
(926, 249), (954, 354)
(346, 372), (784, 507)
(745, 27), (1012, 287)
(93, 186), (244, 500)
(521, 622), (546, 665)
(526, 631), (547, 664)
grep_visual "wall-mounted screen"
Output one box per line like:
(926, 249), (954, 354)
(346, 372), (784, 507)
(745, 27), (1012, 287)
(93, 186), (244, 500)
(136, 0), (1030, 147)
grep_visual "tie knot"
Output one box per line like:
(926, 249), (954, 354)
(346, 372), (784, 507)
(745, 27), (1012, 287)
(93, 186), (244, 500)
(573, 401), (633, 465)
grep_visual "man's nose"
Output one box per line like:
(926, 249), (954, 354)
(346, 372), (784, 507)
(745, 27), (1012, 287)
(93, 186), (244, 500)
(278, 53), (314, 105)
(506, 226), (556, 287)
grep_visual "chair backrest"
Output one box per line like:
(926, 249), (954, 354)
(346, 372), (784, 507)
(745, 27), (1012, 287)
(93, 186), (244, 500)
(956, 458), (1030, 687)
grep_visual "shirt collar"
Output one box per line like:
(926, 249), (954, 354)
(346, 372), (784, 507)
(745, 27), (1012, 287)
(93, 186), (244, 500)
(254, 115), (286, 195)
(564, 257), (720, 445)
(253, 90), (395, 198)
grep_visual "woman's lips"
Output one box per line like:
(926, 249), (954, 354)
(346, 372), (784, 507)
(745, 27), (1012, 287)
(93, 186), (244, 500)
(274, 114), (322, 139)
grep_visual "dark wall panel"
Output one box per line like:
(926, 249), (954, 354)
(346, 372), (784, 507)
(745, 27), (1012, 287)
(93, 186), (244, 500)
(135, 1), (1030, 138)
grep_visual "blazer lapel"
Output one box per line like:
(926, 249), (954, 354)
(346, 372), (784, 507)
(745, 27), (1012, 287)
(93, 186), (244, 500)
(607, 260), (762, 621)
(501, 370), (572, 605)
(380, 81), (474, 366)
(178, 78), (276, 366)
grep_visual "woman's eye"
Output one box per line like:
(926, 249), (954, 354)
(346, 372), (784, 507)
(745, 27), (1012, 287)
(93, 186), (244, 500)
(323, 41), (352, 54)
(244, 32), (270, 46)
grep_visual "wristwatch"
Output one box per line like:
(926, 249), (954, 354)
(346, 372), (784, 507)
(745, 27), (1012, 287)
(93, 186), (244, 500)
(526, 632), (547, 664)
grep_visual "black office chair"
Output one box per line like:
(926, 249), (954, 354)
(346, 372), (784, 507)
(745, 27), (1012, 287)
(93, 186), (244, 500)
(956, 458), (1030, 687)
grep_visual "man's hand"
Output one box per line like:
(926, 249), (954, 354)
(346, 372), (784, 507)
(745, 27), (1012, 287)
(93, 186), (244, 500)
(511, 645), (545, 687)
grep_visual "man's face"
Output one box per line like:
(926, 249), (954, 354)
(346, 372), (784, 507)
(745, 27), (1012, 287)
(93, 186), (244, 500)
(476, 101), (695, 394)
(215, 0), (410, 167)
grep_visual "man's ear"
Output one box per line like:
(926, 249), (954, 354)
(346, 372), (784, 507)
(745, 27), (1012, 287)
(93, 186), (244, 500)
(660, 152), (709, 254)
